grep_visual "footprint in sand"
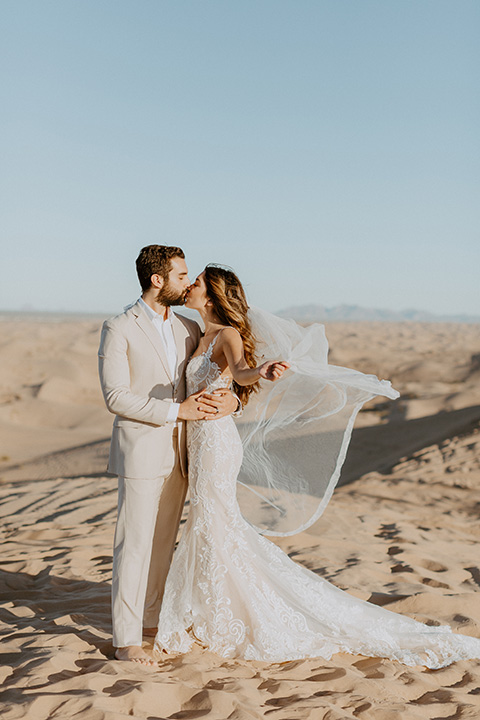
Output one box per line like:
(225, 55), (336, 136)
(420, 576), (450, 589)
(419, 559), (449, 573)
(374, 523), (402, 541)
(390, 562), (414, 574)
(306, 668), (347, 682)
(352, 658), (386, 679)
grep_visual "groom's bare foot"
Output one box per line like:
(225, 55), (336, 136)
(115, 646), (157, 666)
(143, 627), (157, 637)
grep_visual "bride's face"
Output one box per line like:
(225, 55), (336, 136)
(185, 271), (209, 310)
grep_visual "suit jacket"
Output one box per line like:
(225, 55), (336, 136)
(98, 300), (201, 479)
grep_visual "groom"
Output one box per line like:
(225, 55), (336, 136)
(98, 245), (238, 665)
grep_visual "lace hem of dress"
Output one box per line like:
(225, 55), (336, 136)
(155, 623), (480, 667)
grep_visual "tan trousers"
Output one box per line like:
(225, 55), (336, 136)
(111, 456), (188, 647)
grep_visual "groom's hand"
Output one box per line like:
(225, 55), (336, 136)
(202, 389), (238, 420)
(177, 390), (219, 421)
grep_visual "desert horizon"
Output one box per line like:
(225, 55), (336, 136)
(2, 302), (480, 325)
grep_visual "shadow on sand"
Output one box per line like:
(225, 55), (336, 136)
(0, 566), (112, 655)
(340, 403), (480, 485)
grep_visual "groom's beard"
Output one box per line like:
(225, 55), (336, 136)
(155, 283), (187, 307)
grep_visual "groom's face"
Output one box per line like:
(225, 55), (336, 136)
(155, 257), (191, 306)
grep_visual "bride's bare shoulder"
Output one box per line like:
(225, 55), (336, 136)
(218, 326), (243, 349)
(218, 326), (241, 339)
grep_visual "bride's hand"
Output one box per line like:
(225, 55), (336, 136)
(178, 390), (218, 420)
(258, 360), (290, 382)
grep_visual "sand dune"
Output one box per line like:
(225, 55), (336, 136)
(0, 319), (112, 468)
(1, 317), (480, 718)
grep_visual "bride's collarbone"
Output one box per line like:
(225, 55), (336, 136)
(202, 326), (228, 344)
(193, 328), (229, 363)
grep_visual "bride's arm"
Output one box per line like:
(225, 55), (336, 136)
(219, 327), (289, 386)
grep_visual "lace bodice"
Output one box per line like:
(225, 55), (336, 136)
(186, 333), (232, 395)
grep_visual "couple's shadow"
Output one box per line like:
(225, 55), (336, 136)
(0, 566), (192, 710)
(0, 565), (113, 666)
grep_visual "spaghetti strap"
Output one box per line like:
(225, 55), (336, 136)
(210, 331), (221, 349)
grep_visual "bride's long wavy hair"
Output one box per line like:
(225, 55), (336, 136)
(204, 264), (260, 406)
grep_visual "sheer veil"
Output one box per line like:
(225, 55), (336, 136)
(235, 307), (400, 537)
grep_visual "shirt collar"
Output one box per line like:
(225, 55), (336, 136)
(139, 297), (172, 324)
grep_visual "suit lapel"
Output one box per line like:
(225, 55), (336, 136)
(172, 312), (188, 388)
(172, 311), (200, 390)
(132, 301), (174, 384)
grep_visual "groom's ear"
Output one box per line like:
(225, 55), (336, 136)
(150, 273), (164, 289)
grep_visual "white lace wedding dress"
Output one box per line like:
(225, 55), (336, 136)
(154, 338), (480, 667)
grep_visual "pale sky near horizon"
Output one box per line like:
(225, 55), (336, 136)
(1, 1), (478, 315)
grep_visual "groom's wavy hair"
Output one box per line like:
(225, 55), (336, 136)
(204, 264), (260, 406)
(136, 245), (185, 291)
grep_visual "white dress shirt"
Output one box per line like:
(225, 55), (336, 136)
(138, 298), (180, 423)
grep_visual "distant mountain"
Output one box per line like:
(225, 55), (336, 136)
(1, 305), (479, 325)
(277, 304), (480, 324)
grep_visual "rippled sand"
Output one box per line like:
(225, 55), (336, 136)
(1, 317), (479, 719)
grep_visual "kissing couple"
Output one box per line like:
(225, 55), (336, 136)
(98, 244), (480, 668)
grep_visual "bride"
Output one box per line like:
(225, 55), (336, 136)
(154, 265), (480, 667)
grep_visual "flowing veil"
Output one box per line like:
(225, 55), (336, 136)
(235, 307), (400, 537)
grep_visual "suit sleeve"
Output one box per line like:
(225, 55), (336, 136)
(98, 320), (171, 426)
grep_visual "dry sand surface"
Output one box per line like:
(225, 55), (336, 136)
(1, 315), (480, 719)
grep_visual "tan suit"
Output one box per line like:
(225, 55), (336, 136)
(98, 300), (201, 647)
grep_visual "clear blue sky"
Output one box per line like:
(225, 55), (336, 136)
(1, 0), (478, 315)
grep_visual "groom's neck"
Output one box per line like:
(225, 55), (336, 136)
(141, 291), (169, 320)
